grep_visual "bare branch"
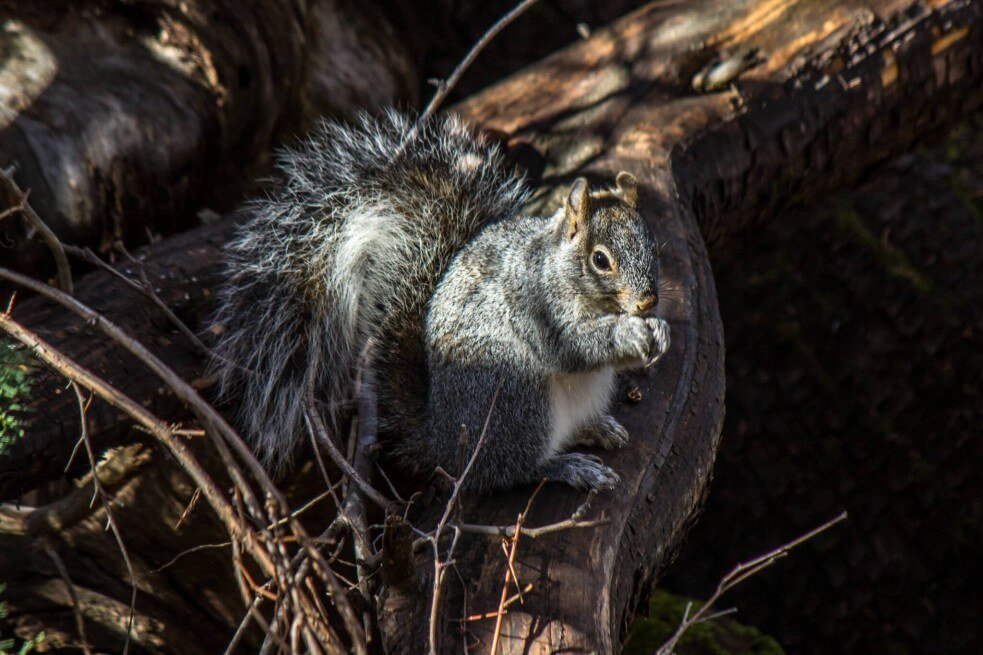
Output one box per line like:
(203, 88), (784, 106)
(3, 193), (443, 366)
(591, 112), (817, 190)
(71, 382), (138, 655)
(62, 243), (217, 361)
(42, 540), (93, 655)
(407, 0), (539, 141)
(656, 511), (849, 655)
(0, 170), (73, 294)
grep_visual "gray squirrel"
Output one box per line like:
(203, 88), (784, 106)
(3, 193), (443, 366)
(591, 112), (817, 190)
(210, 111), (669, 493)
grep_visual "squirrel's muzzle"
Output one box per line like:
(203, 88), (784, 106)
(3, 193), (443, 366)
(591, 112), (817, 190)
(632, 294), (658, 316)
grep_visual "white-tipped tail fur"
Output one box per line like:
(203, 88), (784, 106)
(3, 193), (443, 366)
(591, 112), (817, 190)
(209, 111), (527, 474)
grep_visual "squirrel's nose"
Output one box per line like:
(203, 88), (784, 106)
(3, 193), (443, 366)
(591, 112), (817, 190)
(634, 294), (658, 315)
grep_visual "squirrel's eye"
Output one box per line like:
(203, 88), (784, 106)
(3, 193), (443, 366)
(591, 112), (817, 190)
(592, 249), (611, 271)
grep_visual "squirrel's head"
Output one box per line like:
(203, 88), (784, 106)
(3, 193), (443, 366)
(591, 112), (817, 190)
(553, 172), (660, 316)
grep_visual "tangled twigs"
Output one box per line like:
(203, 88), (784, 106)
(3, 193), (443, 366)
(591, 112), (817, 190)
(423, 385), (501, 655)
(655, 511), (849, 655)
(0, 169), (73, 294)
(488, 479), (545, 654)
(1, 272), (368, 654)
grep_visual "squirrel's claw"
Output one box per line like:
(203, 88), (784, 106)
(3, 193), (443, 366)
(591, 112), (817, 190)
(543, 452), (621, 491)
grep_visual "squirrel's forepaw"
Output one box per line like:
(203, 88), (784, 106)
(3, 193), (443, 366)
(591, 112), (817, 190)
(644, 317), (670, 368)
(617, 316), (656, 364)
(544, 453), (621, 491)
(576, 415), (630, 450)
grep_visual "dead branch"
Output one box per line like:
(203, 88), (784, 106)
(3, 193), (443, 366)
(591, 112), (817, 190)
(415, 0), (540, 129)
(0, 171), (73, 294)
(71, 381), (137, 655)
(41, 541), (93, 655)
(304, 393), (391, 511)
(62, 243), (215, 361)
(655, 511), (849, 655)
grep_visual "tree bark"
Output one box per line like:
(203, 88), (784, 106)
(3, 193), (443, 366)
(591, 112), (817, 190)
(0, 0), (418, 280)
(1, 0), (982, 653)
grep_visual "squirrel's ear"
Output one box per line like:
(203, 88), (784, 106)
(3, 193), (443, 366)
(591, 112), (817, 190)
(565, 177), (590, 241)
(615, 171), (638, 208)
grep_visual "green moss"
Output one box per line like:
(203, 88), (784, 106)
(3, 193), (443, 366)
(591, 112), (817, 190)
(624, 590), (785, 655)
(0, 340), (35, 455)
(0, 583), (44, 655)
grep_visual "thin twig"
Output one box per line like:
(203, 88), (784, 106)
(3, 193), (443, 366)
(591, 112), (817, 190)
(71, 382), (137, 655)
(405, 0), (539, 144)
(460, 583), (533, 621)
(655, 511), (849, 655)
(0, 171), (73, 294)
(175, 486), (203, 530)
(456, 488), (603, 539)
(304, 392), (391, 510)
(489, 480), (545, 654)
(62, 243), (217, 361)
(43, 540), (93, 655)
(151, 541), (233, 573)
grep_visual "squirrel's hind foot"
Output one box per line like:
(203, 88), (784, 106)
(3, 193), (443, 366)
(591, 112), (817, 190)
(574, 415), (630, 450)
(542, 452), (620, 491)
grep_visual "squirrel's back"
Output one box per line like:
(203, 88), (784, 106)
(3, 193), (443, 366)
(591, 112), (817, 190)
(210, 111), (528, 472)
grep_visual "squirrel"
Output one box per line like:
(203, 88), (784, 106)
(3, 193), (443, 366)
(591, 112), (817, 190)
(210, 111), (669, 494)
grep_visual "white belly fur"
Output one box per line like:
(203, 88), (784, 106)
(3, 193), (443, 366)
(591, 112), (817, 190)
(548, 367), (616, 455)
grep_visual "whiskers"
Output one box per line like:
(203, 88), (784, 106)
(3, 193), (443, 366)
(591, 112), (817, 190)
(657, 278), (685, 305)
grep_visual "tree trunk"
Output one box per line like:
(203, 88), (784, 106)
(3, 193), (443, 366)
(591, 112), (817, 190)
(1, 0), (981, 653)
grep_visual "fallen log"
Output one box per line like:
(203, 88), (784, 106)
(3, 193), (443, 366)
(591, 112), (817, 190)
(1, 0), (982, 653)
(0, 0), (418, 280)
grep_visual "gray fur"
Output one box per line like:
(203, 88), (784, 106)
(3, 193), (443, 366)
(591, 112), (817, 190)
(210, 110), (669, 493)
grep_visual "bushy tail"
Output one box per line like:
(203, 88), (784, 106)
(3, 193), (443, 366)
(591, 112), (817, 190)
(209, 111), (528, 473)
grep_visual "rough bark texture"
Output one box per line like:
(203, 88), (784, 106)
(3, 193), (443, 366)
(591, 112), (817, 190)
(0, 0), (418, 280)
(1, 0), (981, 653)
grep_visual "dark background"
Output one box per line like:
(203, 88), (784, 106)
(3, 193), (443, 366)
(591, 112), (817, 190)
(662, 115), (982, 655)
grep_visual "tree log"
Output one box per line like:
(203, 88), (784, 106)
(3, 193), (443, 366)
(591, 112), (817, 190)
(0, 0), (418, 280)
(2, 0), (982, 653)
